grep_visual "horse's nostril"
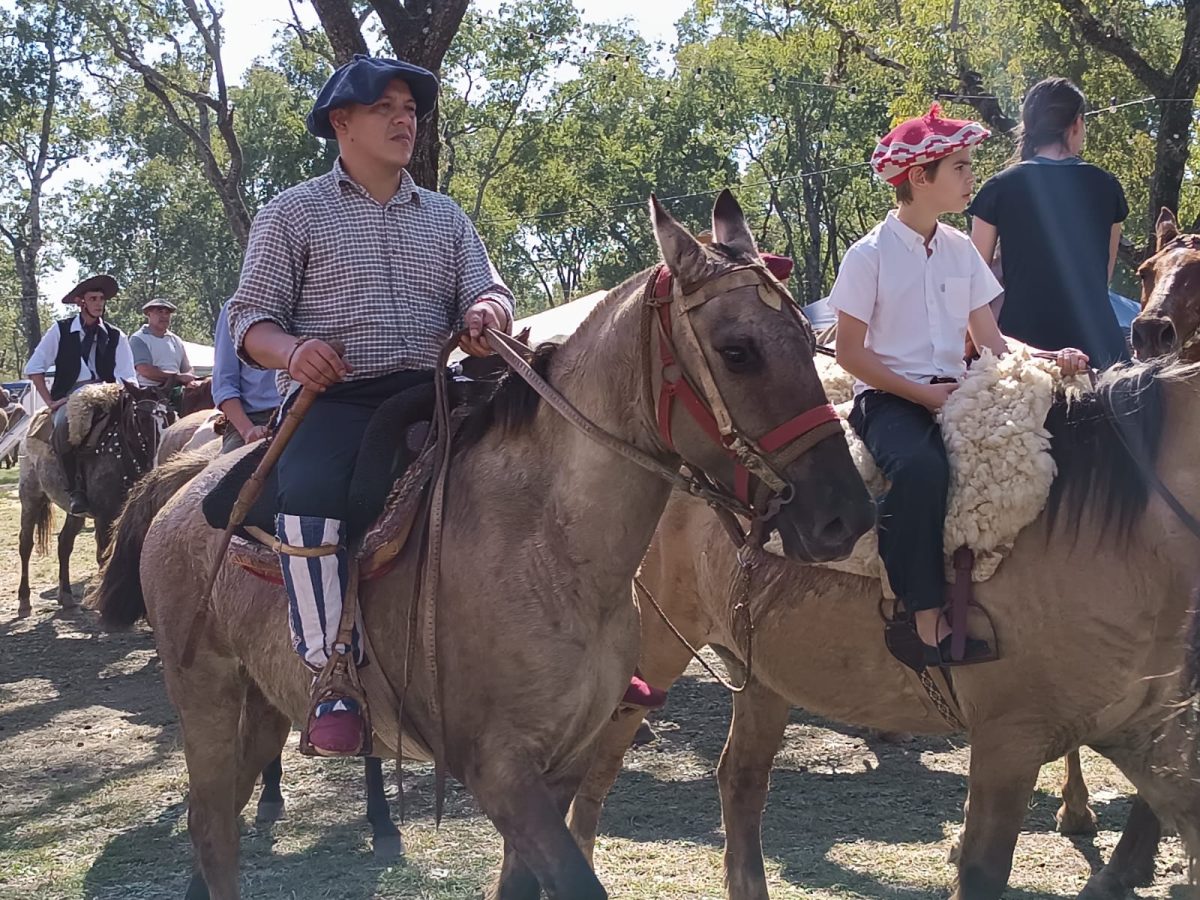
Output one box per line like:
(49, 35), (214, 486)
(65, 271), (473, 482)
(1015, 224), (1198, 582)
(1132, 316), (1177, 356)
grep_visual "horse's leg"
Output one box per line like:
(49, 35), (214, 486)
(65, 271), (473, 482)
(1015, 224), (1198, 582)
(566, 605), (696, 863)
(719, 678), (791, 900)
(255, 755), (285, 824)
(486, 758), (600, 900)
(170, 661), (249, 900)
(93, 514), (114, 567)
(1057, 749), (1099, 835)
(951, 730), (1042, 900)
(1076, 794), (1161, 900)
(184, 684), (289, 900)
(472, 756), (606, 900)
(17, 496), (40, 618)
(55, 514), (86, 609)
(1081, 725), (1200, 900)
(364, 757), (403, 861)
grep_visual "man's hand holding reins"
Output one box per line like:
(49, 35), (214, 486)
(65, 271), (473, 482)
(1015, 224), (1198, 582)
(459, 299), (511, 357)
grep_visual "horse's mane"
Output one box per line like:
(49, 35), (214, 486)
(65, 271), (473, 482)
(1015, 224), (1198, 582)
(456, 267), (652, 451)
(1044, 357), (1195, 540)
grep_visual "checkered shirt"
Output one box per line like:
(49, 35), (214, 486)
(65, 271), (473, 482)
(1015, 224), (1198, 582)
(228, 159), (514, 393)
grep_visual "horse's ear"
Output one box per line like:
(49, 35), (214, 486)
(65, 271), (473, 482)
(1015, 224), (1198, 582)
(711, 189), (758, 258)
(649, 194), (711, 285)
(1156, 207), (1179, 251)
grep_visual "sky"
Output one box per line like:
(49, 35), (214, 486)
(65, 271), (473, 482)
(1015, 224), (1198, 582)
(43, 0), (694, 311)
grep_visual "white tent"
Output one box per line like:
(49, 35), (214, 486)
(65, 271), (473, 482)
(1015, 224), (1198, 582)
(516, 290), (607, 342)
(182, 339), (215, 376)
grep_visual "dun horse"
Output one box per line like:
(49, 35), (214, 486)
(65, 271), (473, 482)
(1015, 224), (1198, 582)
(92, 192), (874, 899)
(568, 216), (1200, 900)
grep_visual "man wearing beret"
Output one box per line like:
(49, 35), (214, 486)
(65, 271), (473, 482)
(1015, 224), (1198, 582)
(24, 274), (138, 514)
(227, 55), (517, 756)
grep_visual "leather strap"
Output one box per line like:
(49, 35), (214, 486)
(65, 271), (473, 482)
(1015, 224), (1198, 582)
(242, 525), (340, 557)
(487, 328), (754, 518)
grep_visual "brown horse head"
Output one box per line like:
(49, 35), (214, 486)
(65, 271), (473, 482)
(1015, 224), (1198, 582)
(1131, 208), (1200, 361)
(649, 190), (873, 562)
(179, 376), (214, 417)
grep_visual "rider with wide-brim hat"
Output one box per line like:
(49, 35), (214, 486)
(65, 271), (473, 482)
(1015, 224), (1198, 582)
(24, 273), (137, 514)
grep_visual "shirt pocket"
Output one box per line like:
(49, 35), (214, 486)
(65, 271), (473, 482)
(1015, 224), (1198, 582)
(941, 276), (972, 323)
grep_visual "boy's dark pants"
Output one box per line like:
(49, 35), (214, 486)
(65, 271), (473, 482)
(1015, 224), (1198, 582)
(849, 390), (949, 613)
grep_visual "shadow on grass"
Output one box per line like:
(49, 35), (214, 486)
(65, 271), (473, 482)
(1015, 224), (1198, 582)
(599, 672), (1131, 899)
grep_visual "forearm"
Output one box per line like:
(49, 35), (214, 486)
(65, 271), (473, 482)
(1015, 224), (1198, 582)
(967, 309), (1009, 357)
(29, 373), (51, 406)
(836, 345), (928, 405)
(136, 364), (174, 383)
(218, 397), (254, 437)
(242, 321), (301, 371)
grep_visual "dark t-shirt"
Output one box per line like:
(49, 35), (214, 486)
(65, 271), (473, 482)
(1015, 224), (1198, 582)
(968, 157), (1129, 368)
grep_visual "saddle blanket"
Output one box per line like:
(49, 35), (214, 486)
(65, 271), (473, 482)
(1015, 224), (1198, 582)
(768, 346), (1086, 584)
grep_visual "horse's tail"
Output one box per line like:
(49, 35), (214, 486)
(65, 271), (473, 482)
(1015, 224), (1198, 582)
(34, 501), (54, 557)
(90, 451), (211, 628)
(1186, 587), (1200, 698)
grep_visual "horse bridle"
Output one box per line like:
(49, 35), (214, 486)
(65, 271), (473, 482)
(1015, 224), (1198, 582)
(643, 262), (843, 519)
(487, 261), (843, 530)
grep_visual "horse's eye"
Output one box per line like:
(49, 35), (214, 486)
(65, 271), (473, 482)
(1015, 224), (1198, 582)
(718, 344), (758, 372)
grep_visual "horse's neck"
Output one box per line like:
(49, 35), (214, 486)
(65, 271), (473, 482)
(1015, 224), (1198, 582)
(473, 281), (677, 593)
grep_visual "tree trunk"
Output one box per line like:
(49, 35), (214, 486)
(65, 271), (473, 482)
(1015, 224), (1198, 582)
(1148, 96), (1194, 234)
(310, 0), (470, 191)
(14, 244), (42, 355)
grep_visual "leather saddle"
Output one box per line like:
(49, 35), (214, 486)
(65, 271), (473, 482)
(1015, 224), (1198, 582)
(202, 356), (509, 583)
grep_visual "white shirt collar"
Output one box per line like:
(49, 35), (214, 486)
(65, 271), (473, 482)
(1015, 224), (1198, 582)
(884, 209), (942, 254)
(70, 314), (106, 334)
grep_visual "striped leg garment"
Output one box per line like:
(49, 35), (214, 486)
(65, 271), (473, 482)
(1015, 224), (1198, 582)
(277, 514), (363, 668)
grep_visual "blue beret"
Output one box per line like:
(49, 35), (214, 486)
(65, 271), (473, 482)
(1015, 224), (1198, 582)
(307, 54), (439, 140)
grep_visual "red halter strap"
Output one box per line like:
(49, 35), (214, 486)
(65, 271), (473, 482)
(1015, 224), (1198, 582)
(650, 263), (840, 506)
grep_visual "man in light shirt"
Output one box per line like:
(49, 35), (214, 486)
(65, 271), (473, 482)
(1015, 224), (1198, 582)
(130, 299), (197, 391)
(24, 274), (137, 514)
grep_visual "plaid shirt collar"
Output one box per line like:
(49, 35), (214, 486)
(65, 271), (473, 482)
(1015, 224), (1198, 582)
(331, 157), (421, 208)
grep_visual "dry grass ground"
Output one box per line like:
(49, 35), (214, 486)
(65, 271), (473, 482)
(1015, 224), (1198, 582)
(0, 472), (1191, 899)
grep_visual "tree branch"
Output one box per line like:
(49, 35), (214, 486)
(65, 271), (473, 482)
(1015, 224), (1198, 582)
(1048, 0), (1170, 95)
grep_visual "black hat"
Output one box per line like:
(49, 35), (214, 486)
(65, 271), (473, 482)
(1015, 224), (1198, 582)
(63, 274), (119, 305)
(307, 54), (439, 140)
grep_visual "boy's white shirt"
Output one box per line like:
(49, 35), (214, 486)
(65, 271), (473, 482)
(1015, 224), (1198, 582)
(828, 210), (1002, 397)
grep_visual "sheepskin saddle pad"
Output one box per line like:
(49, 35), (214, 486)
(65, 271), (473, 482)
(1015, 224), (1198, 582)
(769, 346), (1082, 585)
(66, 382), (125, 450)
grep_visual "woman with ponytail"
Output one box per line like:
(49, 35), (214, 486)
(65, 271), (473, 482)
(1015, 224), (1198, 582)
(969, 77), (1129, 368)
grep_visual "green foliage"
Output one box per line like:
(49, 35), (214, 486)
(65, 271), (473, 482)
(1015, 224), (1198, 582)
(33, 0), (1200, 340)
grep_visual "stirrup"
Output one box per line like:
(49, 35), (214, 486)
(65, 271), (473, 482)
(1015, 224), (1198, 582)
(299, 649), (373, 758)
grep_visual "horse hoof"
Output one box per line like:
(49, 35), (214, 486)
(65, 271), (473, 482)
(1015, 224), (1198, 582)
(631, 720), (658, 747)
(1056, 802), (1099, 835)
(255, 799), (285, 824)
(17, 602), (31, 618)
(58, 591), (77, 609)
(184, 871), (211, 900)
(1076, 868), (1130, 900)
(372, 830), (405, 862)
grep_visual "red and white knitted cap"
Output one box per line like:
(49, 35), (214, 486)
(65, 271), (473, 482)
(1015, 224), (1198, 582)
(870, 103), (991, 186)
